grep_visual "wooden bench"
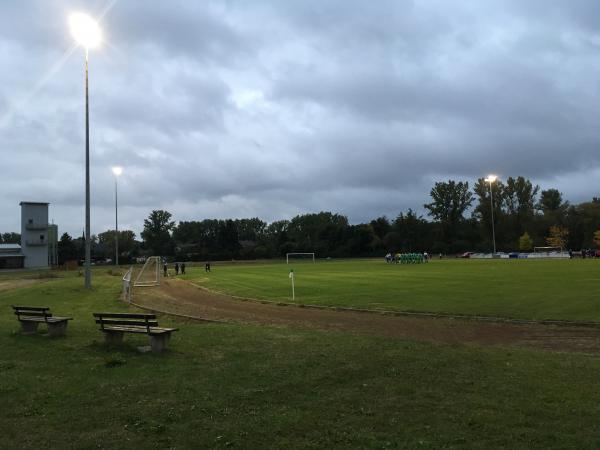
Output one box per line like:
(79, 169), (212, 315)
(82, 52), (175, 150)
(12, 306), (72, 337)
(93, 312), (178, 353)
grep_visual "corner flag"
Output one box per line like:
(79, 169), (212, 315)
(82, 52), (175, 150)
(289, 269), (295, 300)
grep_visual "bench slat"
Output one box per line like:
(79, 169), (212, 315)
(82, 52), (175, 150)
(102, 325), (178, 335)
(93, 313), (156, 320)
(95, 319), (159, 327)
(18, 316), (71, 323)
(14, 311), (52, 318)
(12, 306), (50, 312)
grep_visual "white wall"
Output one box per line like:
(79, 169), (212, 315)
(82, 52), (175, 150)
(20, 203), (49, 268)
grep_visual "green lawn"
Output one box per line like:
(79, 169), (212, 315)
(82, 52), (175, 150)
(3, 270), (600, 448)
(183, 259), (600, 321)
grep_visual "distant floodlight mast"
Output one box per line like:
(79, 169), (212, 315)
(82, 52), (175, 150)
(70, 12), (102, 288)
(484, 174), (498, 254)
(112, 167), (122, 266)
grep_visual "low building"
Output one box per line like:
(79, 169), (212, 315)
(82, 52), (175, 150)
(0, 243), (25, 269)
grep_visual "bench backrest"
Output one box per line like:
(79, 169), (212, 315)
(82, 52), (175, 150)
(93, 312), (159, 332)
(13, 306), (52, 322)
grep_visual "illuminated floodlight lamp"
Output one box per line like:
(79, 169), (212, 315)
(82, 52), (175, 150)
(69, 12), (102, 49)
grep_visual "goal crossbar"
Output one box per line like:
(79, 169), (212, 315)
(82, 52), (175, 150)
(286, 252), (315, 264)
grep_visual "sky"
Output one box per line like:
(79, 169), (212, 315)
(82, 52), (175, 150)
(1, 0), (600, 238)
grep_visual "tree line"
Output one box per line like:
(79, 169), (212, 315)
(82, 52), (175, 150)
(4, 175), (599, 264)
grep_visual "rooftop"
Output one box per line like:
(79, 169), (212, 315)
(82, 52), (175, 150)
(0, 243), (21, 250)
(20, 201), (49, 206)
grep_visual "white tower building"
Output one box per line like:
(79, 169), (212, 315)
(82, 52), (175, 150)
(20, 202), (50, 268)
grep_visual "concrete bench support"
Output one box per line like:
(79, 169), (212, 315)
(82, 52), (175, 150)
(48, 321), (69, 338)
(149, 333), (171, 353)
(20, 321), (39, 334)
(104, 331), (124, 345)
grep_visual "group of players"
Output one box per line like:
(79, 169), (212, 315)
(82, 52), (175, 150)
(384, 252), (429, 264)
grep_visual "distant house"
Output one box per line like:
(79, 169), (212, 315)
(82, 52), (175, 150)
(0, 243), (25, 269)
(1, 202), (59, 270)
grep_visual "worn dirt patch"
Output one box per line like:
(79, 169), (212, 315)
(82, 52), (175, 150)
(0, 279), (44, 293)
(134, 279), (600, 354)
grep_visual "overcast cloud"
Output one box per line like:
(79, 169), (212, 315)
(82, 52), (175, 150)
(1, 0), (600, 237)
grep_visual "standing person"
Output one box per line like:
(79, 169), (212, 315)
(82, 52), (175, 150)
(205, 262), (211, 272)
(175, 262), (179, 275)
(163, 263), (168, 277)
(181, 262), (186, 275)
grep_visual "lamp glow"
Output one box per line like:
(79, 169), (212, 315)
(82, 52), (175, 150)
(112, 166), (123, 177)
(485, 174), (498, 183)
(69, 13), (102, 49)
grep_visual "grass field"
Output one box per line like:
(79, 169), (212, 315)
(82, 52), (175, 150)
(3, 268), (600, 448)
(184, 259), (600, 321)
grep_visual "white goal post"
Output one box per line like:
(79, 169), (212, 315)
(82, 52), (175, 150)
(286, 252), (315, 264)
(134, 256), (161, 287)
(122, 266), (133, 302)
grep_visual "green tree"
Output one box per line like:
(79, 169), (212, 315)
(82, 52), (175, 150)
(217, 219), (241, 256)
(504, 176), (539, 244)
(141, 210), (175, 256)
(1, 232), (21, 244)
(393, 209), (431, 252)
(424, 180), (473, 245)
(538, 189), (567, 214)
(370, 216), (391, 239)
(236, 218), (267, 242)
(57, 233), (78, 264)
(286, 212), (349, 255)
(264, 220), (290, 256)
(97, 230), (137, 259)
(518, 232), (533, 252)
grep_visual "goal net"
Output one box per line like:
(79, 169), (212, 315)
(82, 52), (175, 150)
(286, 252), (315, 264)
(134, 256), (161, 287)
(534, 246), (563, 254)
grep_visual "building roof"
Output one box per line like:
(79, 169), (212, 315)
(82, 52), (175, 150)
(20, 201), (49, 206)
(0, 243), (23, 258)
(0, 243), (21, 250)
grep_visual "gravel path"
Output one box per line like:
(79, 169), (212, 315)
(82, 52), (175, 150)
(134, 278), (600, 354)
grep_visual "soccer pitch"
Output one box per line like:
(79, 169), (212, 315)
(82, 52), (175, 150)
(184, 259), (600, 321)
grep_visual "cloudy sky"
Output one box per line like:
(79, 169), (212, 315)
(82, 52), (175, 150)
(1, 1), (600, 237)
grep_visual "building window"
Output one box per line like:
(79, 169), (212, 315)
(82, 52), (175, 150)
(40, 234), (45, 242)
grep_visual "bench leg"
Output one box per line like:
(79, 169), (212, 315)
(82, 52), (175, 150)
(20, 321), (39, 334)
(149, 333), (170, 353)
(48, 321), (68, 338)
(104, 331), (124, 345)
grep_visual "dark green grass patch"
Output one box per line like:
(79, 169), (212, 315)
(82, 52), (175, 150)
(184, 259), (600, 321)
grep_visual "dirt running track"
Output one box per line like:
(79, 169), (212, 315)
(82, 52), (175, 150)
(135, 279), (600, 354)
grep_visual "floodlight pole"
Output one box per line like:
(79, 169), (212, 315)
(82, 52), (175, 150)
(84, 48), (92, 288)
(114, 174), (119, 266)
(488, 179), (496, 255)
